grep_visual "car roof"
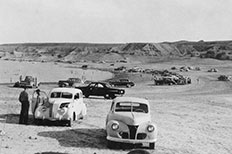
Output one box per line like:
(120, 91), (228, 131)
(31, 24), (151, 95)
(51, 88), (82, 93)
(114, 97), (149, 105)
(90, 81), (107, 84)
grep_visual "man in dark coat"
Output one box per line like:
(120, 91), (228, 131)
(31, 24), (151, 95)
(18, 87), (30, 124)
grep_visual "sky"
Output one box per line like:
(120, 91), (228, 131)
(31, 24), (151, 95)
(0, 0), (232, 44)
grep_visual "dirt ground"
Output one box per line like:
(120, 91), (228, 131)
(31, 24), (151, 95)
(0, 58), (232, 154)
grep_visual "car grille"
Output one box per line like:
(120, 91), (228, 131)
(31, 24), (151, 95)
(128, 125), (138, 139)
(137, 133), (147, 140)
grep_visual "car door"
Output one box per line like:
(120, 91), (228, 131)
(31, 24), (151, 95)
(88, 83), (96, 95)
(95, 83), (106, 96)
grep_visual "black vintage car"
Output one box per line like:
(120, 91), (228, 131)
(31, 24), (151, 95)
(109, 78), (135, 88)
(76, 82), (125, 99)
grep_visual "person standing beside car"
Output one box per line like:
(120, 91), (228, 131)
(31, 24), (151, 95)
(32, 89), (41, 119)
(18, 87), (30, 125)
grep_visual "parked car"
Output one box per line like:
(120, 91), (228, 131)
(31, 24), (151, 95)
(105, 97), (157, 149)
(76, 82), (125, 99)
(13, 75), (39, 88)
(58, 78), (82, 87)
(208, 68), (218, 72)
(218, 75), (231, 81)
(109, 78), (135, 88)
(31, 88), (87, 126)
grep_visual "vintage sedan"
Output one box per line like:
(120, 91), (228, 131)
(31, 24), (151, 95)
(109, 78), (135, 88)
(106, 97), (157, 149)
(76, 82), (125, 99)
(31, 88), (87, 126)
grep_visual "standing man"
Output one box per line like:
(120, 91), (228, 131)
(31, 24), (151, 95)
(18, 86), (30, 124)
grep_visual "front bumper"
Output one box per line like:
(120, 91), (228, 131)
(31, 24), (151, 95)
(35, 116), (71, 121)
(107, 136), (157, 144)
(35, 107), (72, 121)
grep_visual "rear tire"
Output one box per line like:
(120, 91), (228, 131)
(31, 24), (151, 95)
(110, 94), (116, 99)
(84, 94), (89, 98)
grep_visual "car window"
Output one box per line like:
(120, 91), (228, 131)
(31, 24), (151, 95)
(61, 92), (73, 99)
(97, 84), (104, 88)
(120, 79), (129, 82)
(89, 83), (95, 87)
(51, 92), (61, 98)
(74, 93), (79, 99)
(104, 83), (112, 87)
(51, 92), (72, 99)
(115, 102), (148, 113)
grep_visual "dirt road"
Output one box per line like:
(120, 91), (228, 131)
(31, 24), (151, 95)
(0, 58), (232, 154)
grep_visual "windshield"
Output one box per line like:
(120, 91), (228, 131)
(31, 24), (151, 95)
(115, 102), (148, 113)
(50, 92), (73, 99)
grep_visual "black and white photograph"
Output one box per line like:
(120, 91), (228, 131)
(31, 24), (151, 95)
(0, 0), (232, 154)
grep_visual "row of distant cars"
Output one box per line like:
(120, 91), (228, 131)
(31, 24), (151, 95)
(58, 78), (135, 88)
(58, 78), (135, 99)
(31, 78), (157, 149)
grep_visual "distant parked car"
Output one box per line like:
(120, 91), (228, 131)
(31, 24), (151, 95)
(208, 68), (218, 72)
(81, 65), (88, 69)
(76, 82), (125, 99)
(31, 88), (87, 126)
(218, 75), (231, 81)
(106, 97), (157, 149)
(13, 75), (39, 88)
(58, 78), (82, 87)
(109, 78), (135, 88)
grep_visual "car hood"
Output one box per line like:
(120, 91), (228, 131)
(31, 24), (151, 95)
(111, 112), (151, 125)
(49, 98), (72, 105)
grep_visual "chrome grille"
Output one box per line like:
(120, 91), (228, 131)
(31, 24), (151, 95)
(128, 125), (138, 139)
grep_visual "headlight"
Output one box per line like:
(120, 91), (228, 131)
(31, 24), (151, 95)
(60, 102), (70, 108)
(147, 125), (155, 132)
(111, 123), (119, 130)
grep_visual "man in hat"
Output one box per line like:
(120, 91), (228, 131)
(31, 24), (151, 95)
(18, 86), (30, 124)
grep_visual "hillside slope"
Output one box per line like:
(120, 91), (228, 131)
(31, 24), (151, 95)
(0, 41), (232, 63)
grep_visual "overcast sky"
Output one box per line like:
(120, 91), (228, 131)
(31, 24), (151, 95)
(0, 0), (232, 44)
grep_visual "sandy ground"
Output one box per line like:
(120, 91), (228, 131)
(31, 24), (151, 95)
(0, 58), (232, 154)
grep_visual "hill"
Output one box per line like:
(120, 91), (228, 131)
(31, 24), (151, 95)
(0, 41), (232, 63)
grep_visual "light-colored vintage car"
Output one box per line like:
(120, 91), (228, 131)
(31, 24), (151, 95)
(106, 97), (157, 149)
(31, 88), (87, 126)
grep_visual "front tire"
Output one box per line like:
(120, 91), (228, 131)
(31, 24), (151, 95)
(107, 140), (118, 149)
(104, 94), (110, 99)
(149, 142), (155, 149)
